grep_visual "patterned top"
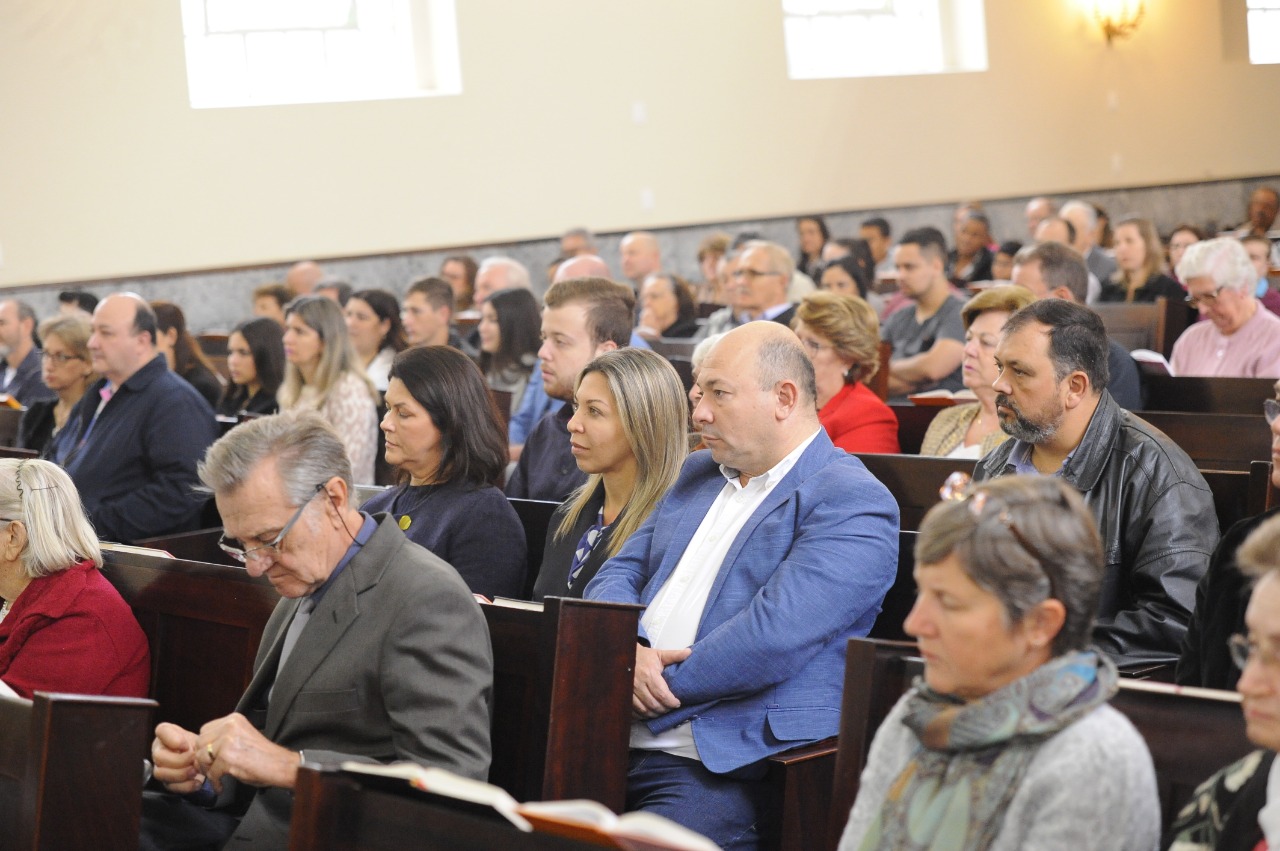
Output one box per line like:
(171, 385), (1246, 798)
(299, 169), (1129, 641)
(295, 370), (379, 484)
(919, 403), (1010, 458)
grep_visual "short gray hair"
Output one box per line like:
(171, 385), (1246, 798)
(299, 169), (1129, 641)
(1060, 199), (1098, 231)
(741, 240), (796, 284)
(756, 335), (816, 407)
(198, 410), (354, 508)
(1177, 237), (1258, 295)
(915, 476), (1103, 655)
(0, 459), (102, 578)
(478, 256), (532, 291)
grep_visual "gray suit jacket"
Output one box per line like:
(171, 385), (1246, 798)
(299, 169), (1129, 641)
(224, 513), (494, 848)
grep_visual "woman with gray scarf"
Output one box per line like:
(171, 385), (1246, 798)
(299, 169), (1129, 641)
(839, 474), (1160, 851)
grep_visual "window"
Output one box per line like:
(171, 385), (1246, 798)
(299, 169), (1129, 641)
(1248, 0), (1280, 64)
(782, 0), (988, 80)
(180, 0), (461, 109)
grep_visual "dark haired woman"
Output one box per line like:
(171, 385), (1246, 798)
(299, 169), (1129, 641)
(478, 287), (541, 415)
(344, 288), (407, 392)
(151, 301), (223, 408)
(217, 317), (284, 417)
(361, 346), (526, 598)
(797, 215), (831, 279)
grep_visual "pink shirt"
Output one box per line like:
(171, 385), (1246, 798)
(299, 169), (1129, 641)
(1170, 303), (1280, 378)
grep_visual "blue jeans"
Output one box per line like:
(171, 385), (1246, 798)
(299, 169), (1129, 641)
(626, 750), (769, 851)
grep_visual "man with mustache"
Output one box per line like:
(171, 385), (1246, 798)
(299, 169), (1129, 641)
(973, 299), (1215, 671)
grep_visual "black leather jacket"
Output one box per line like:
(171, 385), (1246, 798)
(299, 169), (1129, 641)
(975, 391), (1216, 668)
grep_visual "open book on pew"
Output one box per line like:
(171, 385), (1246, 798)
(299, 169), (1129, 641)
(100, 541), (176, 559)
(1130, 348), (1174, 376)
(339, 762), (718, 850)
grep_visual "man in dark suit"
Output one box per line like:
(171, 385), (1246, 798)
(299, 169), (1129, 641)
(144, 411), (492, 850)
(585, 322), (898, 850)
(0, 298), (53, 404)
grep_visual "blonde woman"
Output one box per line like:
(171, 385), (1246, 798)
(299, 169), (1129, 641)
(278, 296), (380, 484)
(17, 315), (96, 455)
(0, 459), (149, 698)
(1098, 217), (1185, 303)
(532, 349), (688, 601)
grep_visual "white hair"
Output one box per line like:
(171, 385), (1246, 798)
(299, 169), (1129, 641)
(1177, 238), (1259, 295)
(0, 459), (102, 578)
(1060, 200), (1098, 231)
(478, 257), (532, 291)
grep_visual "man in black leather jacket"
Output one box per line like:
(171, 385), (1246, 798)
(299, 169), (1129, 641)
(974, 299), (1215, 669)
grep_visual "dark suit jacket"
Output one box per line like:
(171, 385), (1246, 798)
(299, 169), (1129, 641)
(222, 514), (493, 848)
(2, 348), (53, 405)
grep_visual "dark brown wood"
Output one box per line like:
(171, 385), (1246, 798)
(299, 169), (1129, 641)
(1111, 681), (1253, 834)
(509, 497), (560, 599)
(852, 454), (973, 531)
(0, 447), (37, 459)
(869, 531), (918, 642)
(1141, 376), (1275, 414)
(1249, 460), (1279, 514)
(0, 692), (155, 851)
(648, 338), (697, 360)
(1201, 470), (1254, 537)
(696, 301), (721, 319)
(889, 403), (943, 455)
(482, 597), (640, 810)
(0, 407), (24, 448)
(1140, 411), (1270, 472)
(866, 341), (893, 403)
(1095, 296), (1188, 358)
(289, 767), (618, 851)
(666, 355), (695, 397)
(135, 527), (237, 565)
(761, 738), (837, 851)
(100, 549), (280, 732)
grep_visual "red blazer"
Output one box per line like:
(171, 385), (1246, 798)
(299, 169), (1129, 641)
(819, 382), (901, 454)
(0, 560), (150, 698)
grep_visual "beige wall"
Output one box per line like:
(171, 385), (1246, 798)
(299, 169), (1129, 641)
(2, 0), (1278, 287)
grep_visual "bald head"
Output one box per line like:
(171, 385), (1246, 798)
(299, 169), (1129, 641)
(89, 292), (158, 385)
(1059, 201), (1097, 253)
(1034, 216), (1075, 248)
(693, 322), (818, 480)
(285, 261), (325, 295)
(620, 232), (662, 285)
(1025, 197), (1057, 238)
(555, 254), (612, 283)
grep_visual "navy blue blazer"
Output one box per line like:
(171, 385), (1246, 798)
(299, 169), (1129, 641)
(584, 430), (898, 773)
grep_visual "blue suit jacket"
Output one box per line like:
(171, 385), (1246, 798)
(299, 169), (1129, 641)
(583, 431), (898, 773)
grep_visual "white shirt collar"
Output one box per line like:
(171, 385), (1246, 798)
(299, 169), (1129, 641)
(718, 428), (822, 490)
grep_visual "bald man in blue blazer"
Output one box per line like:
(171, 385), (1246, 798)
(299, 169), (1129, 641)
(585, 320), (898, 851)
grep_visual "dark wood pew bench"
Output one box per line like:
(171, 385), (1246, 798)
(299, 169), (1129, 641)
(853, 454), (972, 531)
(1095, 297), (1188, 359)
(1142, 375), (1275, 415)
(0, 692), (155, 851)
(1140, 411), (1270, 472)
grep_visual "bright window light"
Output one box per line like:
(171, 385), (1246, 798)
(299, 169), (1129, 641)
(782, 0), (988, 80)
(180, 0), (462, 109)
(1248, 0), (1280, 65)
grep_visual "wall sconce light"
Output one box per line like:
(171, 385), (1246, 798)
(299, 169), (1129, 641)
(1094, 0), (1145, 45)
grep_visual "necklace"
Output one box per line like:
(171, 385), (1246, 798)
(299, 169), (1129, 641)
(389, 482), (447, 532)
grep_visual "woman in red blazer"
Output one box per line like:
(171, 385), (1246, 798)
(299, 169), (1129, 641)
(792, 292), (900, 454)
(0, 459), (149, 698)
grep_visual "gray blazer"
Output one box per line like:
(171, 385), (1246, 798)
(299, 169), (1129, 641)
(224, 513), (494, 848)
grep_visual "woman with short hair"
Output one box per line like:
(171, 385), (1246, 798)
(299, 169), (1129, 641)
(278, 296), (380, 484)
(217, 317), (284, 417)
(638, 273), (699, 339)
(792, 292), (899, 454)
(0, 459), (149, 698)
(532, 349), (687, 601)
(839, 475), (1160, 851)
(361, 346), (526, 599)
(17, 315), (95, 455)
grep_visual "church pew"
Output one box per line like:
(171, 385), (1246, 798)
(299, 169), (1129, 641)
(0, 406), (24, 448)
(1249, 460), (1279, 514)
(1140, 411), (1270, 472)
(509, 497), (560, 598)
(648, 337), (698, 360)
(852, 454), (972, 531)
(1142, 375), (1274, 415)
(134, 527), (236, 566)
(827, 638), (1254, 847)
(0, 692), (155, 851)
(101, 549), (280, 732)
(889, 403), (944, 455)
(1094, 296), (1188, 359)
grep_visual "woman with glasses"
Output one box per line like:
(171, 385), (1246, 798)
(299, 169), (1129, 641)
(920, 286), (1035, 459)
(532, 349), (687, 601)
(1168, 513), (1280, 849)
(839, 475), (1160, 851)
(278, 296), (380, 485)
(17, 315), (95, 455)
(0, 459), (149, 698)
(791, 292), (899, 454)
(360, 346), (526, 599)
(1169, 238), (1280, 378)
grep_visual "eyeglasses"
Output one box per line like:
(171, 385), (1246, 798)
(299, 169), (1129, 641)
(1185, 286), (1226, 309)
(218, 483), (325, 564)
(1229, 633), (1280, 671)
(731, 268), (783, 281)
(41, 352), (83, 365)
(939, 471), (1058, 599)
(1265, 398), (1280, 424)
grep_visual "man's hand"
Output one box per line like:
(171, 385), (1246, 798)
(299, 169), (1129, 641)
(151, 722), (205, 794)
(195, 713), (302, 793)
(632, 644), (692, 719)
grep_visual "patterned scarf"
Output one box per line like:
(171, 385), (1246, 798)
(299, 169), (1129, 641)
(858, 650), (1118, 851)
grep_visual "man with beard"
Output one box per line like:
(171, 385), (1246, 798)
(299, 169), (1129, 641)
(973, 299), (1215, 671)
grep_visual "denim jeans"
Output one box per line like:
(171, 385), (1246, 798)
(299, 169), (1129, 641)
(626, 750), (770, 851)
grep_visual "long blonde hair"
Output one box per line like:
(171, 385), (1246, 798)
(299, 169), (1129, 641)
(277, 296), (378, 410)
(1113, 217), (1165, 301)
(556, 349), (687, 559)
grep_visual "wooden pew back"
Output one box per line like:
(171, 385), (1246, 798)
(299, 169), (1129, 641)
(0, 692), (155, 851)
(1094, 297), (1187, 358)
(1142, 376), (1274, 414)
(509, 498), (560, 598)
(852, 454), (971, 531)
(1139, 411), (1270, 472)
